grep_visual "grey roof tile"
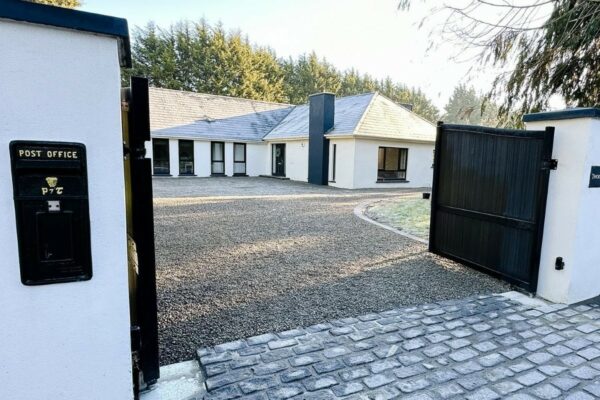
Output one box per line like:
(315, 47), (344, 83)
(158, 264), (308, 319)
(149, 88), (435, 143)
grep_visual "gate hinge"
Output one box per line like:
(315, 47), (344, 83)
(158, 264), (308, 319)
(542, 159), (558, 170)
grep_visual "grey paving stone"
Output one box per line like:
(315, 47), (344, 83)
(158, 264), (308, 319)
(303, 375), (338, 391)
(397, 354), (423, 366)
(551, 376), (580, 391)
(577, 346), (600, 360)
(323, 346), (351, 358)
(313, 359), (345, 374)
(453, 360), (483, 374)
(571, 365), (600, 379)
(516, 370), (546, 386)
(197, 296), (600, 400)
(537, 364), (567, 376)
(339, 368), (370, 383)
(396, 377), (430, 393)
(494, 380), (523, 395)
(564, 392), (595, 400)
(252, 360), (287, 375)
(394, 364), (426, 379)
(267, 339), (297, 350)
(239, 376), (279, 394)
(532, 383), (562, 399)
(431, 383), (461, 399)
(583, 382), (600, 397)
(449, 347), (478, 362)
(369, 358), (401, 374)
(526, 351), (553, 364)
(473, 341), (498, 352)
(500, 347), (527, 360)
(363, 373), (395, 389)
(466, 387), (500, 400)
(266, 384), (304, 400)
(483, 366), (514, 382)
(428, 369), (458, 384)
(279, 368), (311, 383)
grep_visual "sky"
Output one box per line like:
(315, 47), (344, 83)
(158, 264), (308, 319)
(81, 0), (502, 110)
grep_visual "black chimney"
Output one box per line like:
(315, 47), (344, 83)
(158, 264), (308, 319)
(308, 93), (335, 185)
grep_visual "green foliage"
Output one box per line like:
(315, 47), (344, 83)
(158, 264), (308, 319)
(443, 84), (499, 126)
(26, 0), (80, 7)
(126, 20), (440, 121)
(400, 0), (600, 118)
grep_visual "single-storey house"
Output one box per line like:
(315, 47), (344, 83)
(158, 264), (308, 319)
(147, 88), (436, 189)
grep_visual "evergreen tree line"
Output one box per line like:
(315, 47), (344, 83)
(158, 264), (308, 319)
(124, 20), (440, 122)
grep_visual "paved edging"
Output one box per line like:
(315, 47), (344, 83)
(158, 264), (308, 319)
(354, 198), (429, 245)
(196, 293), (600, 399)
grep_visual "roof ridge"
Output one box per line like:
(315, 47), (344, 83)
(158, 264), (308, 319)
(374, 91), (436, 127)
(351, 92), (379, 135)
(260, 105), (299, 139)
(149, 86), (294, 107)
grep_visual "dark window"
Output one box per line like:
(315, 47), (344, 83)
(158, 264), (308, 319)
(152, 139), (169, 175)
(233, 143), (246, 175)
(178, 140), (194, 175)
(377, 147), (408, 181)
(211, 142), (225, 175)
(329, 144), (337, 182)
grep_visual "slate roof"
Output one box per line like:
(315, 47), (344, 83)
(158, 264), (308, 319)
(150, 88), (293, 142)
(264, 93), (374, 140)
(149, 88), (436, 143)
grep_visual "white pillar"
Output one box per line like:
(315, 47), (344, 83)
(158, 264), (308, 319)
(169, 138), (179, 176)
(525, 109), (600, 304)
(225, 142), (234, 176)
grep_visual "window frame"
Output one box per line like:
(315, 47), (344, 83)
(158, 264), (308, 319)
(211, 141), (225, 175)
(233, 143), (247, 176)
(152, 138), (170, 175)
(178, 139), (194, 176)
(377, 146), (408, 182)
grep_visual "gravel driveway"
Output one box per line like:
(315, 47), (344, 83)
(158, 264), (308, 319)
(153, 177), (509, 364)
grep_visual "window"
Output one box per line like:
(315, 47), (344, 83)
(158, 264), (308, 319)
(377, 147), (408, 181)
(233, 143), (246, 175)
(211, 142), (225, 175)
(178, 140), (194, 175)
(329, 144), (337, 182)
(152, 139), (170, 175)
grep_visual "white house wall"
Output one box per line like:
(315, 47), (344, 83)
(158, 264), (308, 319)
(194, 140), (211, 177)
(169, 138), (179, 176)
(0, 20), (132, 400)
(246, 142), (269, 176)
(353, 138), (434, 189)
(328, 138), (356, 189)
(283, 140), (309, 181)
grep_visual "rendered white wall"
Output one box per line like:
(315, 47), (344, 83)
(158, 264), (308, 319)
(328, 139), (355, 189)
(282, 140), (309, 181)
(527, 117), (600, 303)
(353, 139), (434, 189)
(0, 21), (133, 400)
(246, 142), (268, 176)
(224, 142), (234, 176)
(194, 140), (211, 177)
(169, 139), (179, 176)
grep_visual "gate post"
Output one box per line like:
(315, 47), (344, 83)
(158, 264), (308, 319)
(524, 108), (600, 304)
(0, 2), (134, 399)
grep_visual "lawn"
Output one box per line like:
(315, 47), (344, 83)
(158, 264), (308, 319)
(365, 194), (431, 240)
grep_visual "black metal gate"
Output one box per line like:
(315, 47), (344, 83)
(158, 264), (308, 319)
(122, 77), (159, 392)
(429, 123), (555, 292)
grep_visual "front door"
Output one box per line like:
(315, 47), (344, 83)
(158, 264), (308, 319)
(272, 143), (285, 177)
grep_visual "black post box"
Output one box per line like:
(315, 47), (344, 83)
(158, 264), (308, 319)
(10, 141), (92, 285)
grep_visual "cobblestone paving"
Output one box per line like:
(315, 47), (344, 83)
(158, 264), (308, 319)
(196, 295), (600, 399)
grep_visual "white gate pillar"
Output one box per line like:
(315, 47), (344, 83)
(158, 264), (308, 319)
(525, 108), (600, 304)
(0, 2), (134, 399)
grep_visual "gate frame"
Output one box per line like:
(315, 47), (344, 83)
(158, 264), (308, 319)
(429, 122), (555, 292)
